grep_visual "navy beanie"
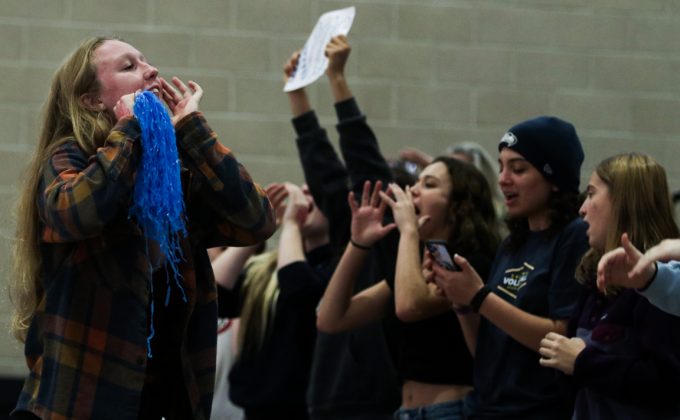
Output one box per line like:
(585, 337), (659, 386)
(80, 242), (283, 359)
(498, 116), (584, 194)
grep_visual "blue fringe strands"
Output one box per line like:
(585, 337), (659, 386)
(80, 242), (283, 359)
(130, 91), (188, 357)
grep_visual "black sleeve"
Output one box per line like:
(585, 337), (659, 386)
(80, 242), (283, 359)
(573, 299), (680, 405)
(567, 287), (591, 338)
(335, 98), (393, 193)
(216, 272), (245, 318)
(293, 111), (351, 254)
(334, 98), (399, 294)
(277, 261), (326, 305)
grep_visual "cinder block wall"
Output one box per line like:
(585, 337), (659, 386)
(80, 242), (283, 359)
(1, 0), (679, 376)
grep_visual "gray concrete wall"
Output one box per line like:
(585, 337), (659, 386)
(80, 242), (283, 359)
(1, 0), (679, 376)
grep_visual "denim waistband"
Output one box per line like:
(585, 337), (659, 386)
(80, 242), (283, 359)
(394, 399), (464, 420)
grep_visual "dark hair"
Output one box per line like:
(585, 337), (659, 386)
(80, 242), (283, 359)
(433, 156), (500, 258)
(504, 189), (581, 251)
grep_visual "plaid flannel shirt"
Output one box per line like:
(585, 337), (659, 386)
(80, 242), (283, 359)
(14, 112), (275, 420)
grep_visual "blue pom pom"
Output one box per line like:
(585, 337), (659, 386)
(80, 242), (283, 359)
(130, 91), (188, 357)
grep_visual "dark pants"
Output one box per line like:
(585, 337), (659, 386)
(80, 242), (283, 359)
(10, 411), (40, 420)
(245, 404), (309, 420)
(138, 363), (194, 420)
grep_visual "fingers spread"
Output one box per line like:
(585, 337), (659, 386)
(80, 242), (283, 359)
(172, 77), (190, 97)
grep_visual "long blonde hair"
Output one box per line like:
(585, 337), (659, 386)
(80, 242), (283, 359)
(577, 153), (679, 287)
(237, 250), (280, 356)
(10, 36), (115, 341)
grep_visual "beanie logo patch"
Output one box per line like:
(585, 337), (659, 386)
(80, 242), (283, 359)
(543, 164), (553, 175)
(500, 132), (517, 147)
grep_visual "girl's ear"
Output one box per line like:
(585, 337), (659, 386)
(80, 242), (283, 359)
(80, 92), (105, 111)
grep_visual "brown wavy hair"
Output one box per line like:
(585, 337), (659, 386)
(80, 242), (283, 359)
(433, 156), (501, 259)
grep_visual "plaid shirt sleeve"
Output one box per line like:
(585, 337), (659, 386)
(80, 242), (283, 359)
(174, 112), (275, 247)
(39, 117), (142, 243)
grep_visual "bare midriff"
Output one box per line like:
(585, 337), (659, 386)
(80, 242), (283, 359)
(401, 380), (473, 409)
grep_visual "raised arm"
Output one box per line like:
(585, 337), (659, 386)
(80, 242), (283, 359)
(212, 182), (308, 290)
(270, 182), (309, 269)
(316, 181), (395, 332)
(638, 261), (680, 316)
(165, 78), (275, 247)
(316, 246), (392, 333)
(379, 184), (451, 322)
(597, 233), (650, 290)
(634, 237), (680, 266)
(325, 36), (400, 296)
(284, 51), (312, 118)
(39, 113), (142, 243)
(325, 35), (352, 103)
(399, 147), (434, 169)
(212, 246), (260, 290)
(598, 234), (680, 316)
(284, 49), (351, 254)
(325, 35), (393, 191)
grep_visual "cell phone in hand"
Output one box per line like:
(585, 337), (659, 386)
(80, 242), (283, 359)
(424, 240), (460, 271)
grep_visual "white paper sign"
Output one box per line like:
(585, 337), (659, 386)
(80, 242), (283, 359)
(283, 6), (356, 92)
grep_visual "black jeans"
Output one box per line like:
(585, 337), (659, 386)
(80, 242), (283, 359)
(138, 360), (193, 420)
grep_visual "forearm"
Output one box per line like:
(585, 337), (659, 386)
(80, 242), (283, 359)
(409, 151), (434, 168)
(176, 112), (276, 245)
(293, 110), (348, 211)
(277, 221), (305, 269)
(394, 229), (450, 321)
(479, 293), (568, 352)
(287, 89), (312, 118)
(292, 110), (351, 252)
(316, 244), (368, 332)
(328, 73), (352, 103)
(212, 246), (259, 290)
(639, 261), (680, 316)
(335, 99), (392, 189)
(40, 118), (141, 242)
